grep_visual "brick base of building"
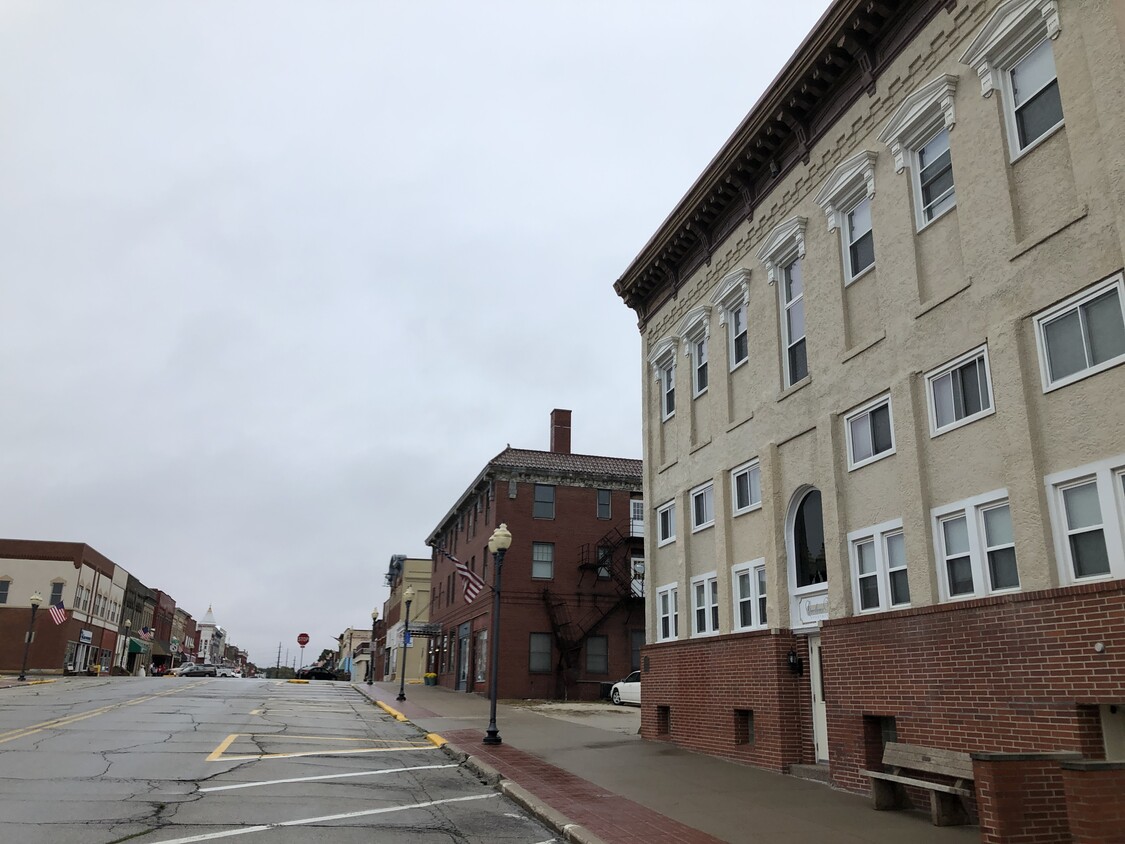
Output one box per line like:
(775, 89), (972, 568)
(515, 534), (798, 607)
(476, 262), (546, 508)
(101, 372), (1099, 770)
(639, 580), (1125, 801)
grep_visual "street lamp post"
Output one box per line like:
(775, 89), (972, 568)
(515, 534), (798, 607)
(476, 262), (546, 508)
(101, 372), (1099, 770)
(396, 586), (415, 702)
(367, 608), (379, 685)
(483, 524), (512, 746)
(18, 592), (44, 682)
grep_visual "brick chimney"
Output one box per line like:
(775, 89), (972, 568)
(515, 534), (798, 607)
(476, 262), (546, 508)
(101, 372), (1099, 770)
(550, 409), (572, 454)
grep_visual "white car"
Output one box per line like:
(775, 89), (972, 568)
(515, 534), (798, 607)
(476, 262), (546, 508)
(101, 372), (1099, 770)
(216, 666), (240, 678)
(610, 671), (641, 706)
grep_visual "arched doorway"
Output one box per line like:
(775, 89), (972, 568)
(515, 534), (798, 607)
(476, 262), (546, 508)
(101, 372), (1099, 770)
(786, 486), (830, 763)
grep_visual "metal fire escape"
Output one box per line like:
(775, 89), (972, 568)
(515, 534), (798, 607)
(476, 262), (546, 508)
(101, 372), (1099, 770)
(542, 519), (643, 697)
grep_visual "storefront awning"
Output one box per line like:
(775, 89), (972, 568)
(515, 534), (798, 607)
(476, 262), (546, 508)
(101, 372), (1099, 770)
(128, 638), (151, 654)
(149, 640), (170, 657)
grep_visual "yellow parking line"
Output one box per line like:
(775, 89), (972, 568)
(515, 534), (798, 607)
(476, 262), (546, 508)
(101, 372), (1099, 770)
(207, 734), (238, 762)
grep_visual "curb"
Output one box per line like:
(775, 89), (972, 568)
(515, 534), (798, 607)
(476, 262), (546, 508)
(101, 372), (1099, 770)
(355, 686), (607, 844)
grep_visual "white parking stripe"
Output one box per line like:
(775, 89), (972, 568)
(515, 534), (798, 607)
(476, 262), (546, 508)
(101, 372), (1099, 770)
(150, 794), (500, 843)
(200, 763), (458, 792)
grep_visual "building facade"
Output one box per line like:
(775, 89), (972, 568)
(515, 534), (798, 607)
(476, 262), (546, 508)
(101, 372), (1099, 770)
(378, 555), (432, 684)
(425, 410), (644, 700)
(615, 0), (1125, 810)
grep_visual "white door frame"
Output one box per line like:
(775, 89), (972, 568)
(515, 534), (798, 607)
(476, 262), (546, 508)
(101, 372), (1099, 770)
(809, 634), (829, 763)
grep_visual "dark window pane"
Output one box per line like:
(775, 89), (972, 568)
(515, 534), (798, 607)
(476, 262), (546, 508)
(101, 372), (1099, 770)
(1016, 80), (1063, 148)
(1071, 530), (1111, 578)
(850, 231), (875, 275)
(960, 359), (983, 416)
(734, 331), (748, 363)
(947, 556), (974, 595)
(890, 569), (910, 605)
(697, 360), (708, 391)
(988, 547), (1020, 590)
(859, 576), (880, 610)
(789, 338), (808, 383)
(735, 473), (750, 510)
(794, 491), (826, 588)
(1084, 289), (1125, 366)
(871, 405), (893, 454)
(1044, 310), (1087, 381)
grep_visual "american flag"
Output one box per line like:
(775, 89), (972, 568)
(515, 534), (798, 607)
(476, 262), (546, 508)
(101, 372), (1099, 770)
(140, 627), (154, 641)
(48, 601), (67, 625)
(435, 545), (486, 603)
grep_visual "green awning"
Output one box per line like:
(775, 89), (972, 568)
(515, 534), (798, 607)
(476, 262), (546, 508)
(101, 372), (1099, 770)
(128, 638), (150, 654)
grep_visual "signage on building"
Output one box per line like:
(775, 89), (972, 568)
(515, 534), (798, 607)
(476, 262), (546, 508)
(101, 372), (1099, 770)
(79, 629), (92, 644)
(408, 622), (442, 637)
(798, 593), (830, 626)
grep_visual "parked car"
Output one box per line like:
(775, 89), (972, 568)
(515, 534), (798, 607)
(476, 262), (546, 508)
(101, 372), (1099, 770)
(610, 671), (641, 706)
(216, 666), (240, 678)
(180, 663), (218, 677)
(170, 662), (196, 676)
(296, 666), (337, 680)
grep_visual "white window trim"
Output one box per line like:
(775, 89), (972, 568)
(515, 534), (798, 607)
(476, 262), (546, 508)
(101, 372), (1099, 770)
(711, 268), (751, 372)
(1034, 273), (1125, 393)
(878, 74), (959, 231)
(925, 344), (996, 437)
(960, 0), (1063, 161)
(813, 150), (878, 285)
(758, 216), (809, 389)
(656, 500), (677, 547)
(649, 336), (678, 421)
(931, 488), (1020, 602)
(1044, 453), (1125, 585)
(690, 572), (720, 637)
(844, 393), (897, 471)
(848, 518), (909, 614)
(679, 306), (712, 399)
(731, 558), (768, 632)
(655, 582), (680, 642)
(731, 459), (763, 516)
(690, 481), (715, 533)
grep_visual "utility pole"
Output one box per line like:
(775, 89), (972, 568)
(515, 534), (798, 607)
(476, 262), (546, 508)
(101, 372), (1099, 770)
(275, 643), (281, 674)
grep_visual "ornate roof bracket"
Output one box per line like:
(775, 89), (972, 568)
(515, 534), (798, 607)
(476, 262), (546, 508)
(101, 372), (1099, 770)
(687, 219), (714, 267)
(838, 33), (877, 95)
(778, 108), (811, 165)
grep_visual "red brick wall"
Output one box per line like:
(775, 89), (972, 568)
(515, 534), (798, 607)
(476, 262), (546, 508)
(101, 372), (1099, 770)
(1061, 762), (1125, 844)
(973, 753), (1081, 844)
(823, 581), (1125, 792)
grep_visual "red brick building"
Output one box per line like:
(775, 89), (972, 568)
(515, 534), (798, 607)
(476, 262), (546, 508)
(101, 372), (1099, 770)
(425, 410), (644, 700)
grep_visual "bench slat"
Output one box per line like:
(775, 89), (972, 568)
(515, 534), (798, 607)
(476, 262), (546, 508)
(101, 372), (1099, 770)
(860, 769), (973, 797)
(881, 742), (974, 781)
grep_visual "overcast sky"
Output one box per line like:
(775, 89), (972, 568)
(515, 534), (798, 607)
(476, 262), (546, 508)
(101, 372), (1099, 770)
(1, 1), (832, 667)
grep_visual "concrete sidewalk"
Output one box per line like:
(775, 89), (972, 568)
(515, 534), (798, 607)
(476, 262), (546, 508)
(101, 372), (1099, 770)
(352, 680), (980, 844)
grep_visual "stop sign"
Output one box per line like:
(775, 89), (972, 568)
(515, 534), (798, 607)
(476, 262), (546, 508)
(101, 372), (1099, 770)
(297, 633), (310, 646)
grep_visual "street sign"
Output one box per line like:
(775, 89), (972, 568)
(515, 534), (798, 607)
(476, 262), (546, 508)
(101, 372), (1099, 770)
(297, 633), (310, 646)
(408, 622), (442, 637)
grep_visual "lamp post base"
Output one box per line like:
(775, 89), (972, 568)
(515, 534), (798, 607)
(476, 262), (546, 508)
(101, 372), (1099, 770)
(482, 726), (502, 745)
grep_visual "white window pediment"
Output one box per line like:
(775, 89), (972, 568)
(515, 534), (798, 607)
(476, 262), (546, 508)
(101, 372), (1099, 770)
(648, 335), (678, 379)
(678, 306), (711, 341)
(960, 0), (1061, 98)
(756, 216), (807, 285)
(710, 268), (751, 325)
(878, 75), (959, 174)
(813, 150), (878, 232)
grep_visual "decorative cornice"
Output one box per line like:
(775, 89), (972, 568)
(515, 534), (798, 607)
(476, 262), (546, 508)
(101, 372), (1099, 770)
(960, 0), (1061, 98)
(711, 268), (752, 324)
(756, 216), (808, 285)
(812, 150), (878, 231)
(878, 74), (959, 172)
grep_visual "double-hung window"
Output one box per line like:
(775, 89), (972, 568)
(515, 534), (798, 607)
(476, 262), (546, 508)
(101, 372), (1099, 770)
(732, 559), (767, 630)
(585, 636), (608, 674)
(1045, 454), (1125, 584)
(729, 303), (748, 368)
(932, 490), (1021, 600)
(1034, 274), (1125, 392)
(657, 500), (676, 546)
(756, 217), (808, 388)
(531, 542), (555, 580)
(691, 573), (719, 636)
(710, 268), (751, 372)
(926, 345), (994, 436)
(679, 308), (711, 399)
(0, 579), (9, 605)
(878, 74), (959, 230)
(845, 394), (895, 470)
(529, 633), (553, 673)
(960, 0), (1064, 160)
(597, 489), (611, 520)
(656, 584), (679, 642)
(49, 582), (64, 605)
(731, 460), (762, 516)
(691, 334), (709, 396)
(533, 484), (556, 519)
(849, 519), (909, 613)
(691, 482), (715, 532)
(814, 150), (878, 284)
(660, 360), (676, 419)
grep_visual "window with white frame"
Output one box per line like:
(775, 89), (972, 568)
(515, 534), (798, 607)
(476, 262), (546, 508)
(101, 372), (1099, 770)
(1034, 274), (1125, 392)
(845, 394), (895, 470)
(691, 482), (715, 532)
(933, 490), (1021, 600)
(732, 559), (767, 630)
(813, 150), (878, 284)
(657, 500), (676, 546)
(691, 573), (719, 636)
(878, 74), (959, 230)
(756, 216), (808, 388)
(649, 338), (678, 422)
(849, 519), (910, 613)
(531, 542), (555, 580)
(0, 579), (9, 605)
(960, 0), (1063, 159)
(656, 584), (679, 642)
(1045, 454), (1125, 584)
(710, 268), (751, 371)
(678, 307), (711, 399)
(731, 460), (762, 515)
(927, 345), (994, 436)
(691, 333), (709, 396)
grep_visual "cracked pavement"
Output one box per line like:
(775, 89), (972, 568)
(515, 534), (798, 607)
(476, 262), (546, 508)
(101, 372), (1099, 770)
(0, 677), (558, 844)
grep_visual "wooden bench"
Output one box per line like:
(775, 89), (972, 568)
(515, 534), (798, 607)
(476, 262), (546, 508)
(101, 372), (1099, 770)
(860, 742), (974, 826)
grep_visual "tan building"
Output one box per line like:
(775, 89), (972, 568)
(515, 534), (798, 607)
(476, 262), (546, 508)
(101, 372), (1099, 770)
(614, 0), (1125, 824)
(380, 555), (432, 684)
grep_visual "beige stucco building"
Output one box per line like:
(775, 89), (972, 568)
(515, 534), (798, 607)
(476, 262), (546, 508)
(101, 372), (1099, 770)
(615, 0), (1125, 802)
(380, 555), (432, 684)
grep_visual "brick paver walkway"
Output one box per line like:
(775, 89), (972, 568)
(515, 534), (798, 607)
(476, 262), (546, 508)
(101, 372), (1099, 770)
(443, 728), (726, 844)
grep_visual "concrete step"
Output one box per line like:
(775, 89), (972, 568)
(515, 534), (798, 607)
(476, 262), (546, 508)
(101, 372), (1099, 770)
(789, 763), (832, 785)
